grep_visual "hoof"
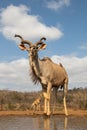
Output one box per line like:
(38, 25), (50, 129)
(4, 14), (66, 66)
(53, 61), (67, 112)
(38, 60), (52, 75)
(65, 113), (68, 116)
(47, 112), (51, 116)
(46, 114), (51, 117)
(43, 114), (50, 118)
(43, 112), (51, 117)
(44, 111), (47, 114)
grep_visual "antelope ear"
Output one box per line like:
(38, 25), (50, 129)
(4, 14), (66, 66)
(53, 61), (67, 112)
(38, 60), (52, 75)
(38, 43), (46, 50)
(18, 44), (26, 50)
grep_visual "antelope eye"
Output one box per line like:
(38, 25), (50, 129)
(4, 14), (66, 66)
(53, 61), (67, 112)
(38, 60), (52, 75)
(33, 47), (36, 49)
(33, 47), (38, 50)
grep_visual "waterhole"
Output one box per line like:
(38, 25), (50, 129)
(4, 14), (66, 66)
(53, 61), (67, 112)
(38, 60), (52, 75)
(0, 115), (87, 130)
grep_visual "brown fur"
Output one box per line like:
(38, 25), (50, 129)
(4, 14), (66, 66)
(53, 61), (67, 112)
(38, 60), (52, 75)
(15, 34), (68, 116)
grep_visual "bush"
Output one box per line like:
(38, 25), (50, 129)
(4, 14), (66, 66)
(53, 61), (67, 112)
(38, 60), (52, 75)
(0, 88), (87, 110)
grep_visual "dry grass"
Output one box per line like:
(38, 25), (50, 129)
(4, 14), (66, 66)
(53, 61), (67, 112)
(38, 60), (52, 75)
(0, 88), (87, 112)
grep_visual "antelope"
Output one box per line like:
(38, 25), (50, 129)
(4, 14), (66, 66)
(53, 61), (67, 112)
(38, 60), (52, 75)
(31, 97), (41, 111)
(15, 34), (68, 116)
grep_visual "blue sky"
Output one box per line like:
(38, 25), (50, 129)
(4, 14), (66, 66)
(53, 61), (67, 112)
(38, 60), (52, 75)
(0, 0), (87, 91)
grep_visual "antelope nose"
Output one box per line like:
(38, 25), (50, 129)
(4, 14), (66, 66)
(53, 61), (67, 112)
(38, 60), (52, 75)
(30, 53), (33, 56)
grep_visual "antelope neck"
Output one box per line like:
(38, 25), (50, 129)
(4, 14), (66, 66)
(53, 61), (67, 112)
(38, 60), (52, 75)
(29, 54), (41, 77)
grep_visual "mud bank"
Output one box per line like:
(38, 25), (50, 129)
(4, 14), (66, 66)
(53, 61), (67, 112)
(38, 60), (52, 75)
(0, 109), (87, 116)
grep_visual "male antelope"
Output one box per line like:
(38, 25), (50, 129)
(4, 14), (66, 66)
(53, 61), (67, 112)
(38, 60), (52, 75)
(15, 34), (68, 116)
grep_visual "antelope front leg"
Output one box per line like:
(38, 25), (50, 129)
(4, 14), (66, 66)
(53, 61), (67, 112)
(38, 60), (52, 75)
(42, 82), (52, 116)
(46, 82), (52, 116)
(43, 93), (50, 115)
(47, 99), (51, 116)
(42, 88), (48, 114)
(44, 96), (47, 114)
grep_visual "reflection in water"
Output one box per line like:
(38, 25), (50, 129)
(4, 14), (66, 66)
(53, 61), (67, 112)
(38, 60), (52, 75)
(44, 117), (50, 130)
(64, 117), (68, 130)
(43, 116), (68, 130)
(53, 118), (58, 130)
(0, 116), (87, 130)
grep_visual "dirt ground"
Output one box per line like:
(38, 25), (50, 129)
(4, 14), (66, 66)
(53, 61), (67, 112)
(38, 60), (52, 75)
(0, 109), (87, 116)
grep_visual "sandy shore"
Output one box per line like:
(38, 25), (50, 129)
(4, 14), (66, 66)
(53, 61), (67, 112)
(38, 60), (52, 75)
(0, 109), (87, 116)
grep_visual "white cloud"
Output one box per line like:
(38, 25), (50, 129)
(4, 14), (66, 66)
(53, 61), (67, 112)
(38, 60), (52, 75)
(0, 4), (63, 41)
(79, 44), (87, 50)
(51, 55), (87, 88)
(0, 58), (38, 92)
(45, 0), (71, 11)
(0, 55), (87, 91)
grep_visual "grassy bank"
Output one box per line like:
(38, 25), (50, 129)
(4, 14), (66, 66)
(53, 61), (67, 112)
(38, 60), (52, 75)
(0, 88), (87, 111)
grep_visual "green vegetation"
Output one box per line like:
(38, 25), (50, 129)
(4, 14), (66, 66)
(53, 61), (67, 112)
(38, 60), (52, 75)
(0, 88), (87, 111)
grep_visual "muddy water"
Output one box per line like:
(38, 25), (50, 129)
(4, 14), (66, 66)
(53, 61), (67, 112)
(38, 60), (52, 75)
(0, 116), (87, 130)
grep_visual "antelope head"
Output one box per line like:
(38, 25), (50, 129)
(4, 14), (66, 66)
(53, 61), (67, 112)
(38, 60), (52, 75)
(15, 34), (46, 58)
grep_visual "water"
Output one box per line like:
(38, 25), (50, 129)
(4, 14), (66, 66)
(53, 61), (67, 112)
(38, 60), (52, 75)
(0, 115), (87, 130)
